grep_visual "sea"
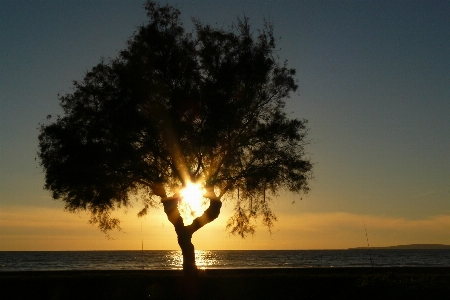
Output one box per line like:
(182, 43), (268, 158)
(1, 250), (450, 271)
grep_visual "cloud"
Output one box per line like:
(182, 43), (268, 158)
(283, 212), (450, 231)
(1, 205), (449, 250)
(0, 205), (178, 250)
(268, 212), (450, 249)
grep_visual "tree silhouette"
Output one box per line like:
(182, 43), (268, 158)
(38, 0), (312, 273)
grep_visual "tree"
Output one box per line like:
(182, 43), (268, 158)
(38, 0), (312, 273)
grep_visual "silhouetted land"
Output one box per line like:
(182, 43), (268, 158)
(349, 244), (450, 250)
(1, 268), (450, 300)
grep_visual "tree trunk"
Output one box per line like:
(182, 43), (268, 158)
(162, 197), (222, 274)
(177, 229), (196, 273)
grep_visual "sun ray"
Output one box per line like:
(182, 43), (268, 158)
(179, 182), (206, 224)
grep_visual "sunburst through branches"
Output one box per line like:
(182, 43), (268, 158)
(179, 182), (208, 225)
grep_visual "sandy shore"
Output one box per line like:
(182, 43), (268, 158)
(1, 267), (449, 300)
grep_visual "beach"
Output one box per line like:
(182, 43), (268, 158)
(1, 267), (449, 300)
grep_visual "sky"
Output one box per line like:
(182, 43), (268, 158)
(1, 0), (449, 251)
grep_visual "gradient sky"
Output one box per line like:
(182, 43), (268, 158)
(1, 0), (449, 250)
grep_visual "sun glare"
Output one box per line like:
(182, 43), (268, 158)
(180, 182), (205, 219)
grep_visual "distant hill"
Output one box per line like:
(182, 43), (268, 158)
(349, 244), (450, 250)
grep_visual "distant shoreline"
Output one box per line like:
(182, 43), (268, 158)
(3, 244), (450, 252)
(348, 244), (450, 250)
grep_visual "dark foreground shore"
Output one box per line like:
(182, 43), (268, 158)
(1, 268), (449, 300)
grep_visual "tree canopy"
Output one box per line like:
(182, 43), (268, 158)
(38, 0), (312, 241)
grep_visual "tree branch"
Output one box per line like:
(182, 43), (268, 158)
(186, 199), (222, 234)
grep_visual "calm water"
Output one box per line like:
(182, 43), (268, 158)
(1, 250), (449, 271)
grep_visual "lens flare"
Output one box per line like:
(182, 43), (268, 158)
(180, 182), (205, 221)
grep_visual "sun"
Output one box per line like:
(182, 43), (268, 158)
(180, 182), (205, 217)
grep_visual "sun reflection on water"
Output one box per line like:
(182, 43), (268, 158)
(164, 250), (220, 269)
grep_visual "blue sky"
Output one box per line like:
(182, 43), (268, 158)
(1, 0), (449, 250)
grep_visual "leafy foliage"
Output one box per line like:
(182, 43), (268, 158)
(38, 0), (312, 237)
